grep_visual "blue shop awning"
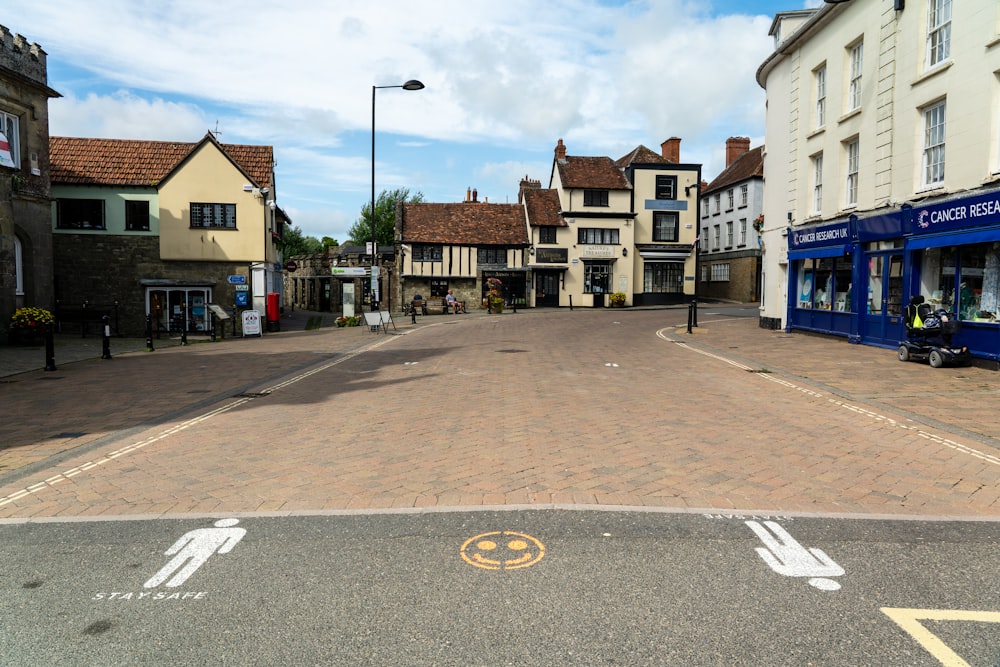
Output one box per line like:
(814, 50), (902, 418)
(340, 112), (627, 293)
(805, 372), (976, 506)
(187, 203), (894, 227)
(906, 227), (1000, 250)
(787, 245), (851, 260)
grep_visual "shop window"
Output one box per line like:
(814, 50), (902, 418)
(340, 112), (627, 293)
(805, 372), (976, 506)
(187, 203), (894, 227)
(921, 244), (1000, 322)
(798, 256), (853, 311)
(57, 198), (106, 230)
(644, 262), (684, 294)
(583, 263), (611, 293)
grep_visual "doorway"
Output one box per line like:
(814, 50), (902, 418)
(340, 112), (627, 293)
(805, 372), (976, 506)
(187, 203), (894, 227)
(862, 252), (904, 347)
(535, 273), (560, 307)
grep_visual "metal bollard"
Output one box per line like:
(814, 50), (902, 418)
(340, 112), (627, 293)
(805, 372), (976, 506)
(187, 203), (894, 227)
(687, 302), (694, 334)
(691, 297), (698, 328)
(180, 324), (187, 346)
(210, 313), (216, 342)
(569, 295), (574, 311)
(146, 314), (154, 352)
(101, 315), (112, 359)
(44, 321), (57, 371)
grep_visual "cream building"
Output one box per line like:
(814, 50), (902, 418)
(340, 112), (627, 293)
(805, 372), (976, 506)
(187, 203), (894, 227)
(757, 0), (1000, 364)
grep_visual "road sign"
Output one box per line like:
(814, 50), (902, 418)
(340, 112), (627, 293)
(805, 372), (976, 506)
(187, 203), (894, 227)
(227, 275), (246, 285)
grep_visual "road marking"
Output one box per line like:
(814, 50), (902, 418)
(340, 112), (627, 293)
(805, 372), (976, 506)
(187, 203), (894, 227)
(746, 520), (844, 591)
(0, 338), (397, 509)
(881, 607), (1000, 667)
(658, 328), (1000, 468)
(144, 518), (246, 588)
(460, 531), (545, 570)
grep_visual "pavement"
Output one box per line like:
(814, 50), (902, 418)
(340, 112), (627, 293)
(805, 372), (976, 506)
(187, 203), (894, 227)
(1, 302), (998, 520)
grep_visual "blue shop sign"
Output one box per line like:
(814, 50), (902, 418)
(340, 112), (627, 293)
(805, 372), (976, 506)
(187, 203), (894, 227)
(788, 220), (852, 250)
(911, 189), (1000, 235)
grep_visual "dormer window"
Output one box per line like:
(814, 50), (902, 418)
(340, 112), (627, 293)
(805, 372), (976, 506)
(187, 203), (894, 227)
(583, 189), (609, 207)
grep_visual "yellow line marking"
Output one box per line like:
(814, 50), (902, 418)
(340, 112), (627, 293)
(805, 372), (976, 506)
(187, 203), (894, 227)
(881, 607), (1000, 667)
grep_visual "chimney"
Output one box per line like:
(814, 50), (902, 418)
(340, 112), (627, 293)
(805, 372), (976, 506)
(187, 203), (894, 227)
(661, 137), (681, 163)
(466, 187), (472, 202)
(726, 137), (751, 167)
(519, 175), (542, 203)
(472, 188), (478, 203)
(555, 138), (567, 162)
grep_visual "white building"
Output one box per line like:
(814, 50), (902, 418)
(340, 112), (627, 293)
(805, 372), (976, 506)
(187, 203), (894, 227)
(757, 0), (1000, 364)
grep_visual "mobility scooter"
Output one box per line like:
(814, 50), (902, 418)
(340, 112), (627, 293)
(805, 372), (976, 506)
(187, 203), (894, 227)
(897, 295), (973, 368)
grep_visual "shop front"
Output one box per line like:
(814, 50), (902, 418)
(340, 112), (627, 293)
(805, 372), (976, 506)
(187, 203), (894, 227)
(786, 219), (856, 339)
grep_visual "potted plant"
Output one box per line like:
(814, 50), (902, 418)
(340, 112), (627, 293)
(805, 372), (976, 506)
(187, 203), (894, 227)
(8, 306), (54, 344)
(609, 292), (627, 307)
(486, 277), (504, 313)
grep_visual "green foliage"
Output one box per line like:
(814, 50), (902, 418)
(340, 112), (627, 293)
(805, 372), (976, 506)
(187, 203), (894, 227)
(321, 236), (338, 251)
(349, 187), (424, 247)
(280, 226), (323, 257)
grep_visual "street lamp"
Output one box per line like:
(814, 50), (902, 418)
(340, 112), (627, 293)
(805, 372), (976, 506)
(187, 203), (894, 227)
(685, 181), (701, 333)
(371, 79), (424, 310)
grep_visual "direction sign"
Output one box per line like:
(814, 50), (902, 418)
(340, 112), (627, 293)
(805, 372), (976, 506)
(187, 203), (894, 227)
(227, 275), (247, 285)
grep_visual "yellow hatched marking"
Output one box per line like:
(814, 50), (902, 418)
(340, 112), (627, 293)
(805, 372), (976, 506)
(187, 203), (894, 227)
(881, 607), (1000, 667)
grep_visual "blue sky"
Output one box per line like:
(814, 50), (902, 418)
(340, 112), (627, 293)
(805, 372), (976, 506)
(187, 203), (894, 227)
(8, 0), (821, 243)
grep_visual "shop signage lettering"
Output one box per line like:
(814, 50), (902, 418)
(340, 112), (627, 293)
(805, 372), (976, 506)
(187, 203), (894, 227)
(535, 248), (568, 264)
(789, 222), (850, 250)
(915, 192), (1000, 233)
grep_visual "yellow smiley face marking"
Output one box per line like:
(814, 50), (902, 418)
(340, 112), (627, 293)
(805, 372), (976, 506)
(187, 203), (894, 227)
(460, 531), (545, 570)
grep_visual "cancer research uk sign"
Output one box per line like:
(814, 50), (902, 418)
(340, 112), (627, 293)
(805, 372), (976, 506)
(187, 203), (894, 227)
(788, 221), (852, 251)
(912, 189), (1000, 235)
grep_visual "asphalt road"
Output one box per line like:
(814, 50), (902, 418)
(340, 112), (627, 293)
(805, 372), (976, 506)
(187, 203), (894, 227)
(2, 512), (998, 666)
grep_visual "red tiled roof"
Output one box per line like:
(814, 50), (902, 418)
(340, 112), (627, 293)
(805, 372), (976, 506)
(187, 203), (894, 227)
(401, 202), (529, 245)
(49, 134), (273, 188)
(615, 144), (674, 167)
(704, 145), (764, 193)
(556, 155), (631, 190)
(522, 189), (565, 227)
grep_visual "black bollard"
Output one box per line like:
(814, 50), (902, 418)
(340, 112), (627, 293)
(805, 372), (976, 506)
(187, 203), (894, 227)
(687, 302), (694, 334)
(180, 324), (187, 346)
(691, 297), (698, 328)
(569, 294), (574, 311)
(146, 314), (154, 352)
(44, 321), (57, 371)
(210, 313), (216, 342)
(101, 315), (112, 359)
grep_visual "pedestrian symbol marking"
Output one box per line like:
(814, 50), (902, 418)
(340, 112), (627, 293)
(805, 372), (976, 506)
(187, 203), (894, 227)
(746, 520), (844, 591)
(144, 519), (246, 588)
(881, 608), (1000, 667)
(460, 531), (545, 570)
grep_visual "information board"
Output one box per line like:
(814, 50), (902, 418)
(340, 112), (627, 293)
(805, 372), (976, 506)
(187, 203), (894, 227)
(241, 310), (262, 337)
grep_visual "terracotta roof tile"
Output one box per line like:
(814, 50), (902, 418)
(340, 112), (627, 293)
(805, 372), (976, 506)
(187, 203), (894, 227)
(615, 144), (673, 167)
(704, 145), (764, 193)
(522, 189), (565, 227)
(50, 134), (273, 188)
(556, 155), (631, 190)
(401, 202), (529, 245)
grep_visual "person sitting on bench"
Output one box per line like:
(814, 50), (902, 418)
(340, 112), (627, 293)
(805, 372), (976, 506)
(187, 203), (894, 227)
(445, 290), (464, 314)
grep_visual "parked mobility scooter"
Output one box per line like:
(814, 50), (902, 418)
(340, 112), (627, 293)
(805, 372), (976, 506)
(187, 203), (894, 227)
(897, 295), (973, 368)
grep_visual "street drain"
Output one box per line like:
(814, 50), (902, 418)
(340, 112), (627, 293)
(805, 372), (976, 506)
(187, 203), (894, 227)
(233, 392), (271, 398)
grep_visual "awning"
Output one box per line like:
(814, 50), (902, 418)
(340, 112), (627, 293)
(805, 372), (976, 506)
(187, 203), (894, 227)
(906, 226), (1000, 250)
(787, 245), (851, 260)
(639, 252), (691, 259)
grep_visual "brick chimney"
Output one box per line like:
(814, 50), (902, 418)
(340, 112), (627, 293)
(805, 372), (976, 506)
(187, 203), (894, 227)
(554, 139), (567, 162)
(726, 136), (751, 167)
(661, 137), (681, 163)
(519, 175), (541, 203)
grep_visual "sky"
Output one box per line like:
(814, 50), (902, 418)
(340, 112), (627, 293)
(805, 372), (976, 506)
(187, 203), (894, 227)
(8, 0), (822, 244)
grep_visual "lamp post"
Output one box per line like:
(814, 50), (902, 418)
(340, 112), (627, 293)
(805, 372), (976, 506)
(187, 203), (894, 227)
(685, 182), (700, 333)
(371, 79), (424, 310)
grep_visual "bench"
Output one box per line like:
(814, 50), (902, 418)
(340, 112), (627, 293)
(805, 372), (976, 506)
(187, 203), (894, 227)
(425, 298), (448, 315)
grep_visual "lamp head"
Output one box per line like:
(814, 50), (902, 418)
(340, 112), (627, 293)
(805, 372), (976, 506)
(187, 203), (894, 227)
(402, 79), (425, 91)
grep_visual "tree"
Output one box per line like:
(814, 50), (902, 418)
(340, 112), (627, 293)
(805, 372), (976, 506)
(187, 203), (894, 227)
(321, 236), (339, 252)
(279, 225), (323, 258)
(348, 187), (424, 248)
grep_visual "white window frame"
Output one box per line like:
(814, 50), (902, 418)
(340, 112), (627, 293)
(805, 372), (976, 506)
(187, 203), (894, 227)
(848, 41), (864, 112)
(713, 225), (721, 250)
(845, 141), (859, 207)
(0, 111), (20, 169)
(739, 218), (747, 246)
(814, 65), (827, 128)
(923, 100), (947, 187)
(812, 154), (824, 215)
(726, 189), (734, 211)
(926, 0), (952, 69)
(740, 184), (748, 207)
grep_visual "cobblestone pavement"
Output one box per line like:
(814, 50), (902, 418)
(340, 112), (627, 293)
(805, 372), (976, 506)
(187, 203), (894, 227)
(1, 305), (998, 520)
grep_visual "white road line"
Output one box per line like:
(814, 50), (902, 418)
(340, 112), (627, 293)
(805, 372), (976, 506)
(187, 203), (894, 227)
(658, 328), (1000, 468)
(0, 338), (396, 509)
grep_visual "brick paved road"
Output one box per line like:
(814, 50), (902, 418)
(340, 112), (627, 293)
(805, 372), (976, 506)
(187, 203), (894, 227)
(1, 306), (998, 520)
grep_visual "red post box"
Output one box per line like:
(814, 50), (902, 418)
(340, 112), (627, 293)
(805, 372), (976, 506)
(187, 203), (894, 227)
(266, 292), (280, 332)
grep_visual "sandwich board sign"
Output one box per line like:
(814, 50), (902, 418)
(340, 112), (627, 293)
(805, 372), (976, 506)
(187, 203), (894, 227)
(241, 310), (262, 337)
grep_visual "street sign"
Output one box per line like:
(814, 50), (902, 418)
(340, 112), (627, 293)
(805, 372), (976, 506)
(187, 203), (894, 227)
(227, 275), (246, 285)
(330, 267), (368, 276)
(234, 285), (249, 291)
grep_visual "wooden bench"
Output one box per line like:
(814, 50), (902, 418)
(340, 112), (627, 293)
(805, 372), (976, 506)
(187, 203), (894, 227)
(425, 298), (448, 315)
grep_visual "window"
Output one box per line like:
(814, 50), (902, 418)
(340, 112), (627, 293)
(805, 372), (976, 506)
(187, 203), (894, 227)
(797, 256), (854, 311)
(477, 247), (508, 265)
(0, 111), (19, 168)
(538, 227), (556, 244)
(412, 244), (443, 261)
(710, 263), (730, 282)
(57, 199), (105, 229)
(713, 193), (721, 214)
(920, 244), (1000, 321)
(814, 65), (827, 128)
(725, 221), (733, 248)
(702, 199), (709, 217)
(845, 140), (859, 207)
(923, 101), (946, 186)
(726, 189), (734, 211)
(655, 175), (677, 200)
(652, 212), (679, 242)
(701, 227), (709, 250)
(713, 225), (721, 250)
(740, 184), (748, 207)
(578, 228), (619, 244)
(643, 262), (684, 294)
(812, 154), (824, 214)
(583, 189), (609, 207)
(927, 0), (951, 68)
(739, 218), (747, 246)
(583, 262), (611, 293)
(848, 40), (864, 111)
(125, 200), (150, 231)
(190, 203), (236, 229)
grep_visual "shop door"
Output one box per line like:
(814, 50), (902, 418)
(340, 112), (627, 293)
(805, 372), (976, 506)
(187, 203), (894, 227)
(862, 253), (904, 347)
(536, 273), (560, 307)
